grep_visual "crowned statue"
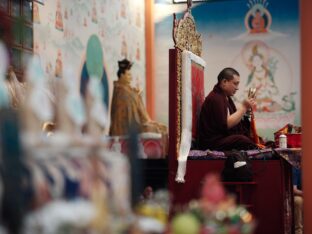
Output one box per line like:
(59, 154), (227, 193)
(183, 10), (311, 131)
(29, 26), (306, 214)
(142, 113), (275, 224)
(109, 59), (167, 136)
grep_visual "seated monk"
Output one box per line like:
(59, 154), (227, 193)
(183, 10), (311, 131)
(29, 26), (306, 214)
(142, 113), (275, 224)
(198, 67), (257, 151)
(109, 59), (167, 136)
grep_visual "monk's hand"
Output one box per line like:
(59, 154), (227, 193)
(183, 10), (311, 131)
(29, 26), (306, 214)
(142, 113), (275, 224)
(242, 98), (256, 111)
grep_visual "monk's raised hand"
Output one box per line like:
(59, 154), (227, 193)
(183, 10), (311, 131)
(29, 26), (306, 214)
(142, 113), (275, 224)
(242, 98), (256, 111)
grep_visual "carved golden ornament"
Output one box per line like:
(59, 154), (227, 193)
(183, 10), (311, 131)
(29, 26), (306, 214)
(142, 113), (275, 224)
(172, 2), (202, 157)
(173, 12), (202, 57)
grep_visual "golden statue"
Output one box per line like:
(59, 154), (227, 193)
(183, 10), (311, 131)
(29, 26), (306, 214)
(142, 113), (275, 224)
(109, 59), (167, 136)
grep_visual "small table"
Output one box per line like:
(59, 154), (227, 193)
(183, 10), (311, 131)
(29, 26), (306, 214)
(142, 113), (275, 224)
(275, 148), (302, 168)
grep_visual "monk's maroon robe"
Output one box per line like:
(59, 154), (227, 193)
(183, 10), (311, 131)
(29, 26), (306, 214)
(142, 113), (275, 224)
(197, 85), (256, 150)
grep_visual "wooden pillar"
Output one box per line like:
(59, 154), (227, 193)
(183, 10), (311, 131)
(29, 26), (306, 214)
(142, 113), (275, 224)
(302, 0), (312, 231)
(145, 0), (155, 119)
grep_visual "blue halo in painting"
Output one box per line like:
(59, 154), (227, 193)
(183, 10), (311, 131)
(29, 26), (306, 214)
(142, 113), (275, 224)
(80, 35), (109, 109)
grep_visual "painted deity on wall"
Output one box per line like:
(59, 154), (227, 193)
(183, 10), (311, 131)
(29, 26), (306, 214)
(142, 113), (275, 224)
(120, 1), (126, 19)
(121, 35), (128, 58)
(92, 0), (98, 23)
(136, 43), (140, 61)
(244, 43), (280, 112)
(64, 8), (68, 20)
(245, 2), (271, 34)
(136, 7), (141, 28)
(33, 2), (40, 24)
(251, 9), (266, 33)
(34, 42), (39, 55)
(34, 0), (147, 131)
(101, 4), (104, 14)
(100, 29), (105, 39)
(55, 49), (63, 78)
(231, 0), (298, 130)
(55, 0), (64, 31)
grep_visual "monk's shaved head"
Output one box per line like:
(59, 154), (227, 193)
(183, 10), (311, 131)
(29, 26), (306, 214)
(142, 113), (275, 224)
(217, 67), (240, 84)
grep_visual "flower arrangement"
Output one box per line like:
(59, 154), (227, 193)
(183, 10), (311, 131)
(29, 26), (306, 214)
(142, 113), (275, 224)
(171, 174), (256, 234)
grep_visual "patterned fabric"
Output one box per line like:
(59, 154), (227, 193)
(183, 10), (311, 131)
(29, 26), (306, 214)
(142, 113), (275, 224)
(275, 148), (301, 169)
(188, 147), (302, 171)
(188, 148), (276, 160)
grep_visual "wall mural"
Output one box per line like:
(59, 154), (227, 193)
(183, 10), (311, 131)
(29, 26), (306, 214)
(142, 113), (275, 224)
(155, 0), (299, 139)
(34, 0), (146, 127)
(231, 0), (298, 134)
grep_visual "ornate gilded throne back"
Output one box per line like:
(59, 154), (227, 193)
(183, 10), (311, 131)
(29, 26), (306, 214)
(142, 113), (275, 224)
(169, 6), (206, 182)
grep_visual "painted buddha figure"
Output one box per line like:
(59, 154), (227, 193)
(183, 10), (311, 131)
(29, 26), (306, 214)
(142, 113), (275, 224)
(246, 45), (280, 112)
(251, 9), (267, 33)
